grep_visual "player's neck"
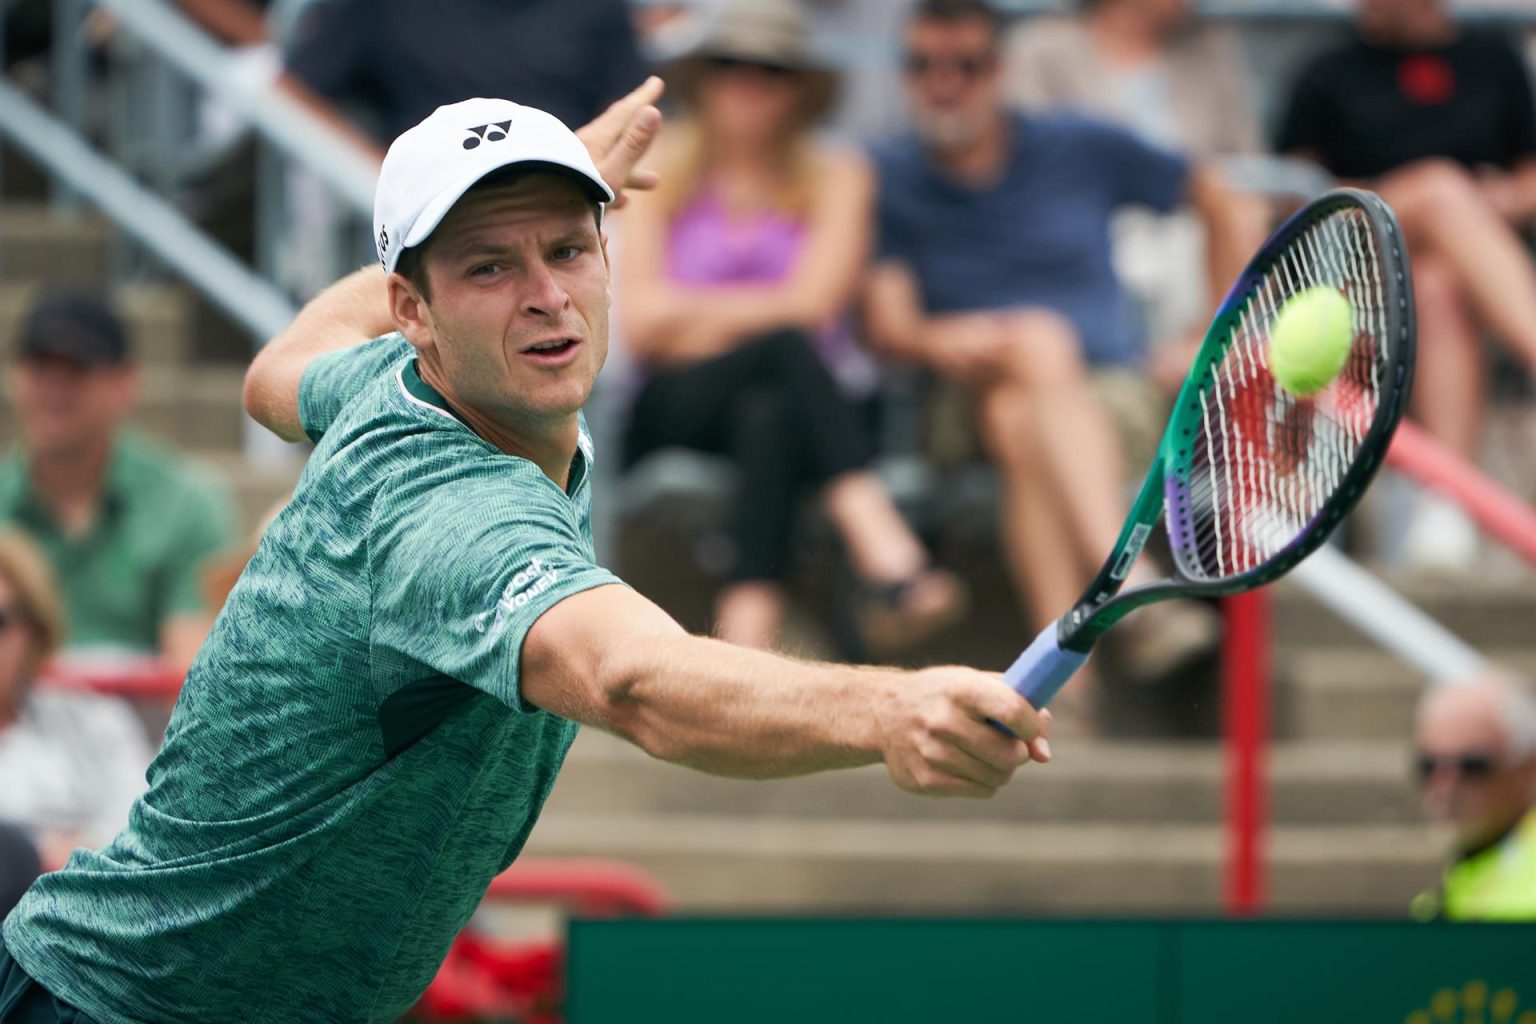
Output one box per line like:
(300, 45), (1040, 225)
(416, 360), (579, 489)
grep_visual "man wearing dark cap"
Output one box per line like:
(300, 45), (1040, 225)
(0, 290), (235, 669)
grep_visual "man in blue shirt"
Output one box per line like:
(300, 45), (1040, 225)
(864, 0), (1246, 702)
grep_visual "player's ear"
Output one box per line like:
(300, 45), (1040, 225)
(388, 271), (436, 353)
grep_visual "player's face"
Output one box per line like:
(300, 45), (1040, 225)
(903, 17), (1002, 149)
(1416, 698), (1536, 850)
(403, 175), (609, 433)
(8, 355), (135, 461)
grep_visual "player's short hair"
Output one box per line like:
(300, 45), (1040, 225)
(391, 167), (604, 306)
(909, 0), (1005, 41)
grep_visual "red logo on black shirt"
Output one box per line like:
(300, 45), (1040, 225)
(1398, 55), (1456, 105)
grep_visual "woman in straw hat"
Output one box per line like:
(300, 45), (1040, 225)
(618, 0), (961, 653)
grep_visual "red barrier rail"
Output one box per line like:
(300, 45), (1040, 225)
(1387, 418), (1536, 567)
(1222, 591), (1271, 917)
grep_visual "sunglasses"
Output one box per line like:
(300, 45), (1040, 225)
(903, 52), (994, 80)
(706, 56), (797, 78)
(1414, 751), (1499, 783)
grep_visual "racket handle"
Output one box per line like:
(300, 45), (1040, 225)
(1003, 622), (1088, 710)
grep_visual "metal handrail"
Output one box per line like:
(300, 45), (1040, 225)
(94, 0), (377, 217)
(0, 77), (296, 340)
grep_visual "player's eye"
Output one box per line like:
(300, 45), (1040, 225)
(551, 245), (583, 262)
(469, 263), (502, 277)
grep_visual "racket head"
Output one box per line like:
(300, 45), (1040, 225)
(1156, 188), (1415, 595)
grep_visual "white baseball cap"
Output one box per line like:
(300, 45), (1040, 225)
(373, 97), (615, 274)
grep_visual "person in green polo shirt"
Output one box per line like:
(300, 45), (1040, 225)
(1411, 671), (1536, 921)
(0, 81), (1050, 1024)
(0, 291), (234, 669)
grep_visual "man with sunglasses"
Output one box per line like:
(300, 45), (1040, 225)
(863, 0), (1248, 706)
(1411, 672), (1536, 920)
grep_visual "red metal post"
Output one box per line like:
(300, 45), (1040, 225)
(1222, 590), (1271, 916)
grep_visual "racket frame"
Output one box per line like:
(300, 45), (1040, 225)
(1054, 188), (1416, 655)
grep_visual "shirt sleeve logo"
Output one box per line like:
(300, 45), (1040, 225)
(473, 556), (561, 634)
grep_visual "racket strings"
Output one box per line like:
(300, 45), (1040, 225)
(1177, 208), (1390, 582)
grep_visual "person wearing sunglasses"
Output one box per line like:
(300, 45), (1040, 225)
(864, 0), (1249, 711)
(1411, 672), (1536, 921)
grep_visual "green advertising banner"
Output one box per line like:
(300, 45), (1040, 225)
(567, 920), (1536, 1023)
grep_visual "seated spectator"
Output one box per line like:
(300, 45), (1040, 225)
(1411, 671), (1536, 921)
(863, 0), (1248, 701)
(1276, 0), (1536, 568)
(0, 530), (154, 870)
(617, 0), (962, 651)
(1004, 0), (1270, 365)
(0, 290), (236, 670)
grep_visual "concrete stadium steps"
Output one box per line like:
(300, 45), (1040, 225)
(1269, 576), (1536, 650)
(523, 813), (1443, 914)
(0, 281), (192, 366)
(547, 732), (1422, 828)
(0, 204), (111, 283)
(1283, 647), (1536, 740)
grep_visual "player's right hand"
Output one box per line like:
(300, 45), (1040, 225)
(875, 667), (1050, 798)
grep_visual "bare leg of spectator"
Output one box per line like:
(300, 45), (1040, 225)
(715, 582), (789, 650)
(1411, 254), (1485, 459)
(1378, 159), (1536, 370)
(823, 473), (928, 583)
(977, 384), (1083, 630)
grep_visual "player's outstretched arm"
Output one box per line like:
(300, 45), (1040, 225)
(522, 584), (1050, 797)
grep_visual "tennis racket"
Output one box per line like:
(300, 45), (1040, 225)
(1002, 188), (1415, 712)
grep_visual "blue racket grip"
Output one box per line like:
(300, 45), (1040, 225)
(988, 623), (1089, 735)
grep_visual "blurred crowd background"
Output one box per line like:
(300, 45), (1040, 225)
(3, 0), (1536, 936)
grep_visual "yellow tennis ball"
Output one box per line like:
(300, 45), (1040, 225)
(1267, 287), (1353, 396)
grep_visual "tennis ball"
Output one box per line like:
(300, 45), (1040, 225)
(1267, 287), (1353, 396)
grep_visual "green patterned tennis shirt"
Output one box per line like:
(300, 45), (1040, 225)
(3, 334), (623, 1023)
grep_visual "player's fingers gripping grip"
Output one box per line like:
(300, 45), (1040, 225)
(882, 670), (1042, 798)
(989, 623), (1089, 736)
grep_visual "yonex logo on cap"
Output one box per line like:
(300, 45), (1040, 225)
(463, 121), (513, 150)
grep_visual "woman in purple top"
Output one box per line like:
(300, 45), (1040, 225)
(618, 0), (959, 651)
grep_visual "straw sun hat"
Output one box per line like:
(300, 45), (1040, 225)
(666, 0), (840, 122)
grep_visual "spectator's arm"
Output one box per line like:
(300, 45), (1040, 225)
(617, 149), (871, 364)
(175, 0), (267, 45)
(862, 260), (930, 362)
(1187, 165), (1258, 319)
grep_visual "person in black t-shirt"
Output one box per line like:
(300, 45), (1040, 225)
(1278, 0), (1536, 567)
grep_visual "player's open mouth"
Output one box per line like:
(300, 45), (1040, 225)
(521, 337), (581, 366)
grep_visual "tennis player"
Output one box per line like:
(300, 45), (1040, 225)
(0, 80), (1049, 1024)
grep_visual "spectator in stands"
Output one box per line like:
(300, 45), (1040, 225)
(0, 529), (153, 871)
(863, 0), (1246, 696)
(1276, 0), (1536, 568)
(1004, 0), (1269, 366)
(0, 290), (235, 670)
(282, 0), (647, 143)
(617, 0), (963, 651)
(1411, 671), (1536, 920)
